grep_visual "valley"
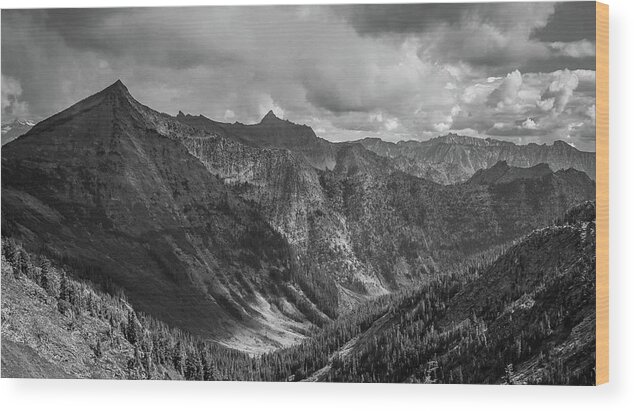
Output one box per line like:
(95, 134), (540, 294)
(1, 201), (596, 383)
(1, 81), (597, 383)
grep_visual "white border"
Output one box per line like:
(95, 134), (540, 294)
(1, 1), (633, 410)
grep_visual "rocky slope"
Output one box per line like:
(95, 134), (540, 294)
(176, 111), (595, 316)
(176, 111), (337, 171)
(316, 145), (594, 288)
(357, 134), (596, 184)
(2, 251), (159, 379)
(1, 240), (259, 380)
(1, 118), (35, 145)
(299, 202), (597, 384)
(3, 199), (596, 384)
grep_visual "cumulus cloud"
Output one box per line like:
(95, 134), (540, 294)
(1, 74), (30, 119)
(449, 68), (596, 150)
(522, 118), (538, 130)
(340, 2), (597, 76)
(487, 70), (523, 108)
(538, 69), (580, 114)
(434, 122), (451, 132)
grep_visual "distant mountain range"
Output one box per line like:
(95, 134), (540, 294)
(1, 118), (35, 146)
(2, 80), (596, 357)
(357, 134), (596, 185)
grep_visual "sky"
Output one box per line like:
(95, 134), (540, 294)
(1, 2), (597, 151)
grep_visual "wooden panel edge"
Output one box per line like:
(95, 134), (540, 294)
(595, 0), (609, 386)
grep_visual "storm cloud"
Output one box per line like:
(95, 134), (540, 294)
(1, 2), (597, 151)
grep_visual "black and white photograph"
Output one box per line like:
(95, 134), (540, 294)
(1, 1), (603, 386)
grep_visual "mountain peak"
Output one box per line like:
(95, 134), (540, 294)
(553, 140), (574, 150)
(432, 133), (510, 147)
(103, 79), (130, 96)
(20, 79), (144, 139)
(2, 118), (35, 127)
(491, 160), (510, 169)
(260, 110), (282, 124)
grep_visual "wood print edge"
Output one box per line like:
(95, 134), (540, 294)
(595, 0), (609, 386)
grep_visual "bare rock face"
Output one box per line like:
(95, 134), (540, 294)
(310, 203), (596, 384)
(177, 111), (337, 171)
(2, 118), (35, 146)
(357, 133), (596, 184)
(177, 110), (595, 310)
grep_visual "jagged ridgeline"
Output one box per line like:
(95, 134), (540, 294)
(2, 81), (595, 355)
(1, 201), (596, 383)
(358, 134), (596, 185)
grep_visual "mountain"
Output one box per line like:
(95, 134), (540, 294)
(314, 145), (594, 289)
(2, 201), (597, 384)
(467, 161), (553, 185)
(1, 118), (35, 145)
(1, 239), (255, 380)
(286, 202), (597, 384)
(174, 110), (595, 314)
(357, 133), (596, 185)
(1, 80), (318, 353)
(2, 81), (596, 355)
(176, 111), (337, 170)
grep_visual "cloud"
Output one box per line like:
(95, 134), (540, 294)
(224, 109), (236, 121)
(487, 70), (523, 108)
(461, 83), (495, 105)
(342, 2), (596, 75)
(487, 119), (548, 137)
(302, 40), (454, 116)
(548, 40), (595, 58)
(448, 68), (596, 151)
(1, 74), (30, 119)
(532, 1), (596, 43)
(584, 104), (596, 123)
(522, 118), (538, 130)
(341, 3), (553, 38)
(538, 69), (580, 114)
(1, 5), (597, 151)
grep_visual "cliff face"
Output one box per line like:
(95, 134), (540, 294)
(315, 145), (594, 289)
(178, 123), (595, 317)
(307, 202), (597, 384)
(358, 134), (596, 184)
(177, 111), (337, 171)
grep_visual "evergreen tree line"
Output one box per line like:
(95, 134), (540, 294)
(2, 210), (594, 384)
(320, 219), (596, 385)
(2, 235), (497, 381)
